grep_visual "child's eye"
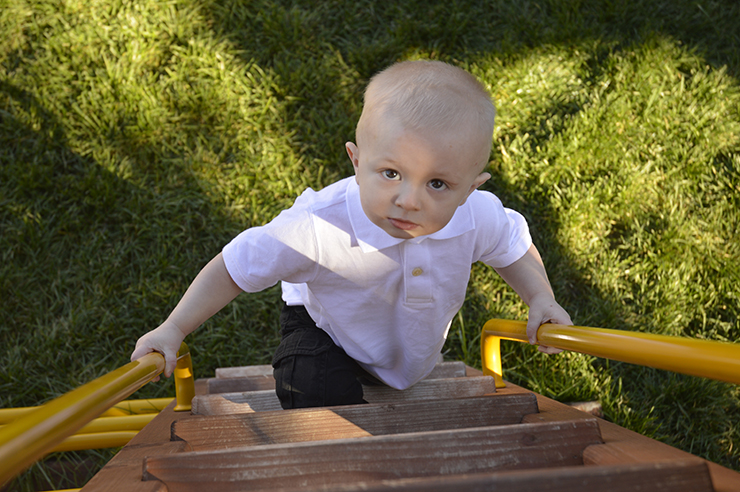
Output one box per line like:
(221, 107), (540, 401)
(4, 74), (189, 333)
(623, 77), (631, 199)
(429, 179), (447, 190)
(383, 169), (400, 180)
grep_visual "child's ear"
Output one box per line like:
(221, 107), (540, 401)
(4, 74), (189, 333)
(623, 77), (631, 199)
(345, 142), (360, 173)
(460, 172), (491, 206)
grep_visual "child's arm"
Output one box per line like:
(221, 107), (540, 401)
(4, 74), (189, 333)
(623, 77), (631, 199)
(494, 244), (572, 354)
(130, 252), (242, 378)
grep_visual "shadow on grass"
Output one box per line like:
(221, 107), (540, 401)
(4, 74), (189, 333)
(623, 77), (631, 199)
(0, 81), (147, 491)
(0, 79), (281, 406)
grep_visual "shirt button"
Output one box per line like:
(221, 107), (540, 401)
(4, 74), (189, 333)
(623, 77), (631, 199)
(412, 267), (423, 277)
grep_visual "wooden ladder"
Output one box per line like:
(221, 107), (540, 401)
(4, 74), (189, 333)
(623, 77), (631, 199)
(81, 362), (739, 492)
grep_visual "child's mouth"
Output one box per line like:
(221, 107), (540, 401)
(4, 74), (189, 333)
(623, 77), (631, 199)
(389, 218), (419, 231)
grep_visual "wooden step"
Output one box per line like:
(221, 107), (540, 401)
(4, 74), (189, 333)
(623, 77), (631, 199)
(213, 361), (466, 380)
(215, 364), (273, 378)
(173, 394), (538, 451)
(289, 460), (714, 492)
(205, 374), (276, 393)
(205, 361), (469, 394)
(191, 376), (497, 415)
(143, 419), (604, 492)
(77, 364), (740, 492)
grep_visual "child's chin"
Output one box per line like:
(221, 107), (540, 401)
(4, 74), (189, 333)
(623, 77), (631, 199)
(385, 227), (416, 239)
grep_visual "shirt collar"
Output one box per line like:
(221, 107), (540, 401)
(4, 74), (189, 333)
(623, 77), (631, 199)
(346, 178), (476, 253)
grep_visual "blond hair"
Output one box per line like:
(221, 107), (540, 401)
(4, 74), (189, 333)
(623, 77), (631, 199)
(356, 60), (496, 163)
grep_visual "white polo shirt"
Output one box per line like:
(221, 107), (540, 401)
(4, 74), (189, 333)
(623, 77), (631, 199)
(222, 177), (531, 389)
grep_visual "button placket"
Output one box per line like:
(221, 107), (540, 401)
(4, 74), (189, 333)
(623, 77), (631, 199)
(404, 242), (432, 303)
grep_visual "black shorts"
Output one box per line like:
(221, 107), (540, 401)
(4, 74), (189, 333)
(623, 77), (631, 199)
(272, 304), (381, 409)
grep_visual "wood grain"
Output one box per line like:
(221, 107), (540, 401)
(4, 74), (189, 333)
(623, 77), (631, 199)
(283, 460), (715, 492)
(172, 394), (538, 451)
(143, 419), (603, 492)
(212, 362), (467, 381)
(80, 366), (740, 492)
(192, 376), (497, 415)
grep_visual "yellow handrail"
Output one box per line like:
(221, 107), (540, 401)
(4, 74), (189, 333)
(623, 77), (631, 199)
(74, 413), (157, 434)
(0, 398), (173, 424)
(482, 319), (740, 388)
(0, 343), (194, 487)
(0, 413), (155, 435)
(173, 345), (195, 412)
(0, 413), (157, 454)
(50, 431), (139, 453)
(101, 397), (173, 417)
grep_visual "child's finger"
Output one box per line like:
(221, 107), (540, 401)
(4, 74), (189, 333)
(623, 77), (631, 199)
(525, 318), (541, 345)
(130, 345), (153, 362)
(163, 354), (177, 379)
(538, 345), (563, 354)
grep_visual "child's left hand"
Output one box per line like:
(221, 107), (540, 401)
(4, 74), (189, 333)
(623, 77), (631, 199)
(526, 292), (572, 354)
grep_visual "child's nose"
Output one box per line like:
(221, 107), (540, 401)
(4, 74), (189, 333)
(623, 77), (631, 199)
(394, 184), (422, 211)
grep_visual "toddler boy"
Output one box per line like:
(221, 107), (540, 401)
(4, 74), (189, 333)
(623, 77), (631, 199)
(131, 60), (572, 408)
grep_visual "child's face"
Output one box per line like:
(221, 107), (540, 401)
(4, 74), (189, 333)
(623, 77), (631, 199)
(346, 117), (490, 239)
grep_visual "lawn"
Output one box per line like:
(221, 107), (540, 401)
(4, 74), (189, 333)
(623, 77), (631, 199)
(1, 0), (739, 489)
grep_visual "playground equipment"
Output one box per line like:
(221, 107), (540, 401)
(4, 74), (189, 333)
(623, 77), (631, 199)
(1, 323), (739, 491)
(0, 343), (194, 488)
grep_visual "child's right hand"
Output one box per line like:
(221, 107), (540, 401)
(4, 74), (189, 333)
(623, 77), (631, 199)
(129, 252), (242, 381)
(130, 321), (187, 381)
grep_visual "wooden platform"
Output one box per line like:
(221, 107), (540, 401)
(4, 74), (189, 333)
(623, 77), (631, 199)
(80, 362), (740, 491)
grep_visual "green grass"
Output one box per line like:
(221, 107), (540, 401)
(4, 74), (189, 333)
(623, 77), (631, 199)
(1, 0), (739, 489)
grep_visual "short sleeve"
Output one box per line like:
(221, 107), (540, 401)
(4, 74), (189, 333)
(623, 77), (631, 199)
(222, 197), (320, 293)
(470, 191), (532, 269)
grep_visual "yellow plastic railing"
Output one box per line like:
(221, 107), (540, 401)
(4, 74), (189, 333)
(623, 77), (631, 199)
(0, 343), (195, 488)
(0, 413), (157, 453)
(482, 319), (740, 388)
(0, 397), (173, 424)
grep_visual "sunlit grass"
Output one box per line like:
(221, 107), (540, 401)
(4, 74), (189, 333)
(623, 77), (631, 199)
(2, 0), (739, 489)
